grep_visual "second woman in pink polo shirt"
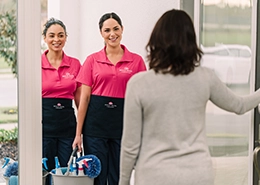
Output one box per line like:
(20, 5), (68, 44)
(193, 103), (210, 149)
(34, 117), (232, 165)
(73, 12), (146, 185)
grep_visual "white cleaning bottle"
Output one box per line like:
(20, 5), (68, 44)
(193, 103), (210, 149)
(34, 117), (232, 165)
(76, 159), (85, 176)
(55, 156), (63, 175)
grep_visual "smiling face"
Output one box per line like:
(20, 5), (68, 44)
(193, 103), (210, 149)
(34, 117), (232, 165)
(44, 24), (67, 52)
(100, 18), (123, 48)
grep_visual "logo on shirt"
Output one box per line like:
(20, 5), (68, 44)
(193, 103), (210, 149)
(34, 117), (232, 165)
(105, 101), (117, 109)
(119, 67), (132, 74)
(62, 72), (74, 79)
(53, 103), (65, 109)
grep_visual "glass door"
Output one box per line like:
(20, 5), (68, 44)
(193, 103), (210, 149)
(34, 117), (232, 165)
(254, 1), (260, 184)
(200, 0), (254, 185)
(181, 0), (257, 184)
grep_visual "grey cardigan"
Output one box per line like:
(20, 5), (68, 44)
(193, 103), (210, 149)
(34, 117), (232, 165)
(119, 67), (260, 185)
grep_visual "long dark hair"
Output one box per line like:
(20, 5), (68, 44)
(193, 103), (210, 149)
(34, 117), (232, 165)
(146, 9), (203, 75)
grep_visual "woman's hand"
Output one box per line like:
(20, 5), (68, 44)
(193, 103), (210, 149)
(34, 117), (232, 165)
(72, 135), (82, 153)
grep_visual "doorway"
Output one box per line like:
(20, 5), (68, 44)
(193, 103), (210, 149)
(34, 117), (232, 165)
(182, 0), (257, 184)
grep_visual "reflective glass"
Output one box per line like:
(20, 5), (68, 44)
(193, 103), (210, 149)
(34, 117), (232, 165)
(201, 0), (252, 184)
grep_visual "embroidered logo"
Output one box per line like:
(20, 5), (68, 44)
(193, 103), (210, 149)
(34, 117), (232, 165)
(53, 103), (65, 109)
(119, 67), (132, 74)
(62, 72), (74, 79)
(105, 101), (117, 108)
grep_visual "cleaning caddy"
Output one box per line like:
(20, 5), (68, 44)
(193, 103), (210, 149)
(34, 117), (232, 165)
(49, 147), (101, 185)
(1, 157), (18, 185)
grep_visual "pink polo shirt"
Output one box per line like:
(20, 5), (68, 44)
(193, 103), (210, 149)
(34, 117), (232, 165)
(42, 50), (81, 99)
(76, 45), (147, 98)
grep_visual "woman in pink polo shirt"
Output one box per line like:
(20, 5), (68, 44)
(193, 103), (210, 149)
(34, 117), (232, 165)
(72, 12), (146, 185)
(42, 18), (81, 184)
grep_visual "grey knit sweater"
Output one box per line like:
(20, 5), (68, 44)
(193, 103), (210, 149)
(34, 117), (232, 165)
(119, 67), (260, 185)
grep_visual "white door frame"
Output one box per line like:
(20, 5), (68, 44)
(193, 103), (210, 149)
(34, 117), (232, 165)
(17, 0), (42, 184)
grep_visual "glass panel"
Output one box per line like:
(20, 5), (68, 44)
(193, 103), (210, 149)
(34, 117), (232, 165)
(0, 1), (18, 184)
(201, 0), (252, 184)
(0, 0), (47, 184)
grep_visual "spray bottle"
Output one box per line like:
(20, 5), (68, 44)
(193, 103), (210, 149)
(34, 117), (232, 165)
(76, 155), (101, 178)
(64, 146), (78, 176)
(70, 157), (77, 176)
(83, 158), (92, 169)
(2, 157), (15, 168)
(42, 158), (48, 170)
(76, 159), (86, 176)
(54, 156), (63, 175)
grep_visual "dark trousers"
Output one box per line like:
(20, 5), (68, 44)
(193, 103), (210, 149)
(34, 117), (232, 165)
(83, 136), (121, 185)
(42, 137), (74, 185)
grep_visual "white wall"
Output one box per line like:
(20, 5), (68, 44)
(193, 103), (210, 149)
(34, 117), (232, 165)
(47, 0), (81, 59)
(48, 0), (180, 64)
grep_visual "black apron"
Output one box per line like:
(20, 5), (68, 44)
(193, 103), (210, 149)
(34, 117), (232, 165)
(42, 98), (76, 138)
(83, 95), (124, 139)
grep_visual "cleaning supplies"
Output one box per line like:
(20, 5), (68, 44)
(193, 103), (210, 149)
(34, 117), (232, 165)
(70, 157), (77, 176)
(76, 155), (101, 178)
(8, 175), (18, 185)
(42, 157), (48, 170)
(76, 159), (85, 176)
(54, 156), (63, 175)
(2, 157), (15, 168)
(2, 157), (18, 185)
(64, 146), (78, 176)
(83, 159), (90, 168)
(3, 161), (18, 178)
(42, 157), (49, 184)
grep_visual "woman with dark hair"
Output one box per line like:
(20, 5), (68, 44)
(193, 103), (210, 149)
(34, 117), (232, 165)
(119, 9), (260, 185)
(42, 18), (81, 184)
(72, 12), (146, 185)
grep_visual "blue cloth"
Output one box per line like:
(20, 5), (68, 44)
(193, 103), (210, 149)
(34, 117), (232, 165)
(3, 161), (18, 177)
(77, 155), (101, 178)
